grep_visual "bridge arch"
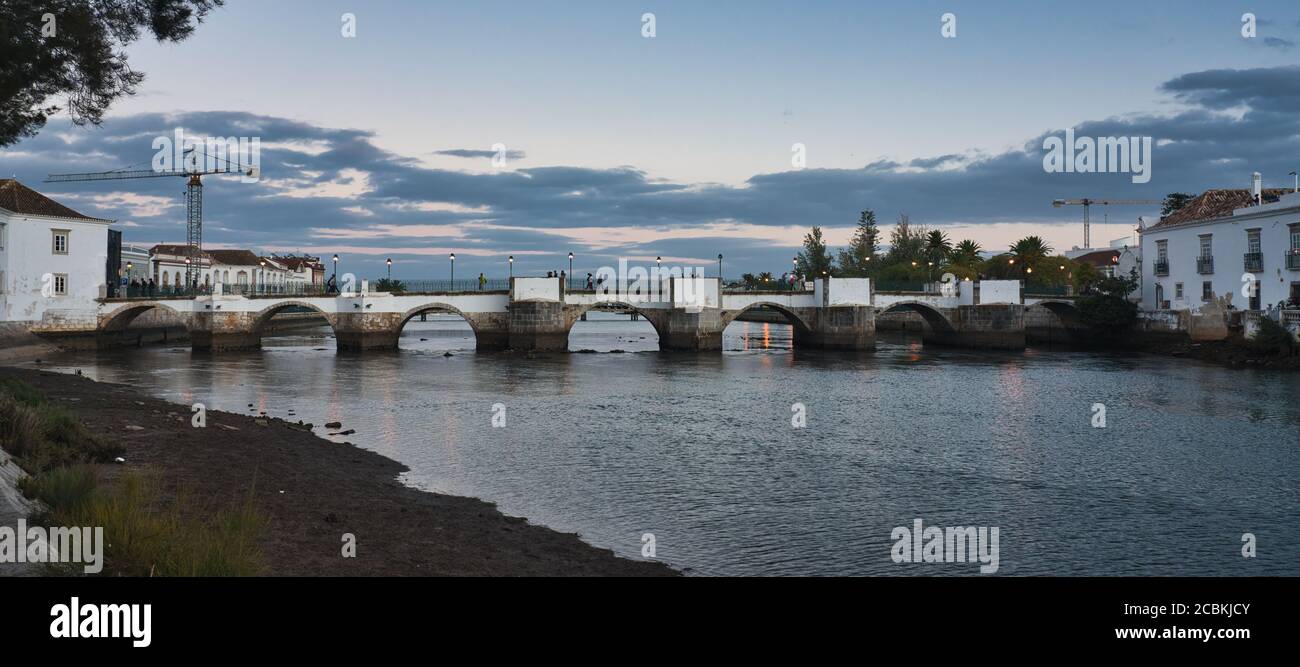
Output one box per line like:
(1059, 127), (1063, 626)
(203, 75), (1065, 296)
(720, 302), (815, 333)
(879, 300), (957, 334)
(565, 301), (667, 340)
(1027, 299), (1082, 327)
(99, 301), (188, 333)
(251, 300), (337, 337)
(396, 302), (483, 338)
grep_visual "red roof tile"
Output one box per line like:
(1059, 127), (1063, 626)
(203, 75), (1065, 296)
(0, 179), (109, 222)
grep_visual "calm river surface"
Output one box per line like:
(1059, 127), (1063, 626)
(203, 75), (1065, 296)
(37, 314), (1300, 575)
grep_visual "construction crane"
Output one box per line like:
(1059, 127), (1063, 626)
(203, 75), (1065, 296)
(1052, 198), (1159, 249)
(46, 149), (255, 287)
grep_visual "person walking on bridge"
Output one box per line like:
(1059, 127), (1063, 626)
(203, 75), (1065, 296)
(478, 273), (487, 290)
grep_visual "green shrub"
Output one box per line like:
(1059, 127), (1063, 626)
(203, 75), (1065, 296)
(42, 471), (268, 577)
(19, 464), (99, 517)
(1252, 316), (1297, 356)
(0, 380), (123, 474)
(0, 376), (47, 407)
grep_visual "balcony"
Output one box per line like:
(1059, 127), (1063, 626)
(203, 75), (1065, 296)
(1287, 250), (1300, 271)
(1153, 259), (1169, 276)
(1243, 252), (1263, 273)
(1196, 256), (1214, 275)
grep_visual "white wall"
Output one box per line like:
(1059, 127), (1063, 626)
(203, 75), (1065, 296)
(672, 277), (719, 308)
(825, 277), (871, 306)
(0, 210), (108, 326)
(978, 280), (1021, 305)
(512, 277), (559, 301)
(1141, 195), (1300, 311)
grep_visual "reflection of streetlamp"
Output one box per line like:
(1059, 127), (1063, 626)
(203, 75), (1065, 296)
(508, 255), (514, 278)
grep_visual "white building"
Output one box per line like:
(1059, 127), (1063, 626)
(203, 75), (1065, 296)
(1140, 174), (1300, 312)
(274, 255), (325, 286)
(146, 246), (292, 291)
(0, 179), (112, 327)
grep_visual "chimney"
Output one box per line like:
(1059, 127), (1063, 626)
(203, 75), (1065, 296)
(1251, 172), (1262, 205)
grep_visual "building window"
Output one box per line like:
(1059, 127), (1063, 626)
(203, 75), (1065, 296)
(1201, 281), (1213, 302)
(1245, 229), (1263, 272)
(1175, 283), (1184, 299)
(1292, 224), (1300, 251)
(1154, 240), (1169, 275)
(52, 273), (68, 296)
(52, 230), (70, 255)
(1198, 234), (1212, 257)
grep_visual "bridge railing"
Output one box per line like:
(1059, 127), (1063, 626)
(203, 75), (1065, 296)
(721, 281), (812, 293)
(394, 279), (511, 293)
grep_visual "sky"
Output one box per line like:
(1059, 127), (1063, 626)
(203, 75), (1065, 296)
(3, 0), (1300, 279)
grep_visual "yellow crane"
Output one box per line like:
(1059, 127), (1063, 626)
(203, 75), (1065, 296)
(1052, 198), (1159, 248)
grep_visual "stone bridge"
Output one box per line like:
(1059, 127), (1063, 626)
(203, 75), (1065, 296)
(92, 277), (1082, 352)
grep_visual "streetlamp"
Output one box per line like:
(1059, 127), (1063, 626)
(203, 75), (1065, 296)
(449, 253), (456, 285)
(656, 256), (662, 270)
(259, 259), (266, 294)
(386, 258), (392, 281)
(718, 253), (723, 279)
(184, 257), (191, 293)
(508, 255), (514, 278)
(568, 252), (574, 284)
(332, 254), (340, 293)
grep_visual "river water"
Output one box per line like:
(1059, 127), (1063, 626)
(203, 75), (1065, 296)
(36, 314), (1300, 575)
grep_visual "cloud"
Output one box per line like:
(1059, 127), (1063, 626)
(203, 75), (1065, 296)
(4, 65), (1300, 275)
(434, 148), (526, 160)
(1262, 36), (1296, 50)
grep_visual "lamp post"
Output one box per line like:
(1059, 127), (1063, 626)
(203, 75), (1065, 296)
(717, 253), (723, 280)
(183, 257), (191, 293)
(259, 259), (266, 294)
(386, 258), (392, 281)
(568, 252), (574, 286)
(449, 253), (455, 286)
(1292, 171), (1299, 193)
(656, 256), (662, 270)
(508, 255), (514, 278)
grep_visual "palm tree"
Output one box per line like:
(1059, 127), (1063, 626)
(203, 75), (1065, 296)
(924, 230), (952, 263)
(950, 239), (982, 267)
(1010, 236), (1053, 279)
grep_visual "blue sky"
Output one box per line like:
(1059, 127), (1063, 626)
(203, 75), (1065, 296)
(4, 0), (1300, 278)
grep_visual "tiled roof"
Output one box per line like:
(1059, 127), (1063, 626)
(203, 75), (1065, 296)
(1148, 188), (1291, 230)
(1072, 249), (1122, 268)
(206, 249), (264, 266)
(0, 179), (109, 222)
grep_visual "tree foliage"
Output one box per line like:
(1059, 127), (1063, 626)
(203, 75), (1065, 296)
(1161, 192), (1195, 218)
(795, 226), (834, 278)
(835, 209), (879, 277)
(1076, 270), (1139, 332)
(0, 0), (223, 147)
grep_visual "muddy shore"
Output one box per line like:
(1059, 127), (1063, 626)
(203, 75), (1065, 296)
(0, 366), (675, 576)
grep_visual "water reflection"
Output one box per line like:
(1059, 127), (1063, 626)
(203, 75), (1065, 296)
(33, 318), (1300, 576)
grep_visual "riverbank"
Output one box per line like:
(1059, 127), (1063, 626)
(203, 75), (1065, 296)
(0, 367), (675, 576)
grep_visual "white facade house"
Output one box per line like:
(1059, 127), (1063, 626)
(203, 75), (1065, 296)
(145, 246), (292, 291)
(0, 180), (112, 327)
(1140, 176), (1300, 312)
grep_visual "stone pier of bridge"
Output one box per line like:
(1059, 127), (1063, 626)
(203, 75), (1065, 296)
(91, 278), (1069, 354)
